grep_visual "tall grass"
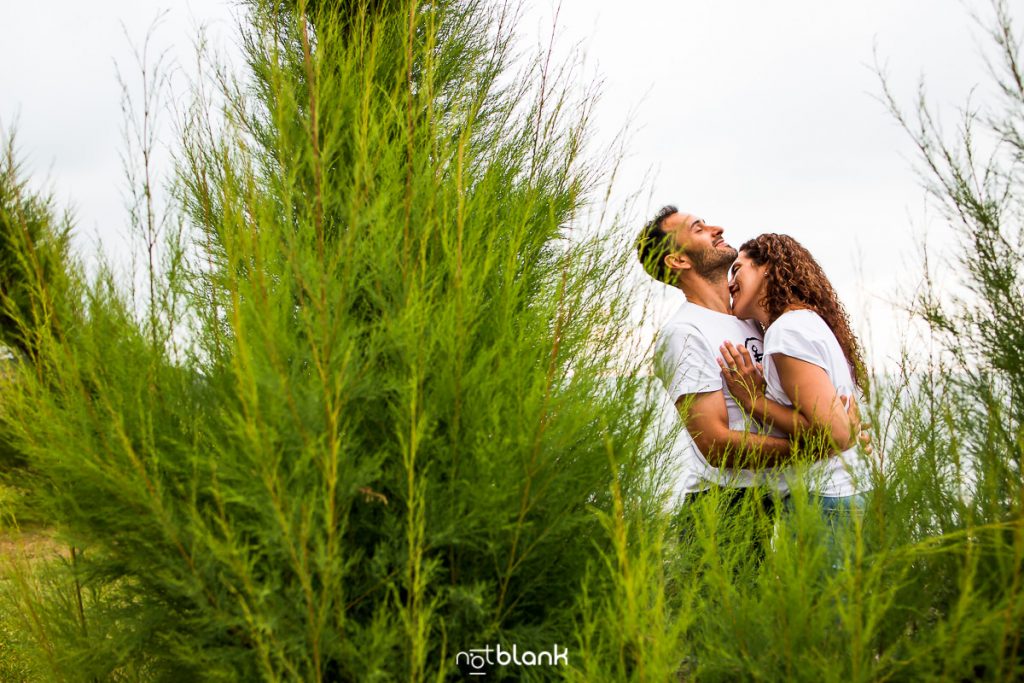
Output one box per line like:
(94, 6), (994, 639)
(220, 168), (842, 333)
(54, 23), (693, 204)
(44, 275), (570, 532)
(1, 0), (1023, 681)
(566, 3), (1024, 682)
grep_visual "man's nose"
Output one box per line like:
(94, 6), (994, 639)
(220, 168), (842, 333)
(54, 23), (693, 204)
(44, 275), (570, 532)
(712, 225), (724, 237)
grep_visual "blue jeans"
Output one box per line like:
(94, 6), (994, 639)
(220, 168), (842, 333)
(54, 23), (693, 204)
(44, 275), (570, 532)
(785, 493), (868, 569)
(817, 493), (868, 515)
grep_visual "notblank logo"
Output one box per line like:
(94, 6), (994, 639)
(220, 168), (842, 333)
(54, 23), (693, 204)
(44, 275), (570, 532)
(456, 643), (568, 677)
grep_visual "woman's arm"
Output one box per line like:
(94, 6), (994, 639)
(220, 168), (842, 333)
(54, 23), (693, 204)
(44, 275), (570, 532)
(773, 353), (856, 450)
(717, 341), (809, 435)
(718, 342), (858, 450)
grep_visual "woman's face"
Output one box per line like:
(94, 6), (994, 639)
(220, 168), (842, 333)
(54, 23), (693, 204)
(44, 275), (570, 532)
(729, 251), (769, 323)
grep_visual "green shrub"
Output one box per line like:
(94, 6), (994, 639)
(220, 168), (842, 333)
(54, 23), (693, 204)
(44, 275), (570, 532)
(3, 1), (1024, 681)
(0, 1), (657, 680)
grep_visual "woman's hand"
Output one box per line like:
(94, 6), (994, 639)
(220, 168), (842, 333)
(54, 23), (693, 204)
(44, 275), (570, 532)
(717, 341), (765, 412)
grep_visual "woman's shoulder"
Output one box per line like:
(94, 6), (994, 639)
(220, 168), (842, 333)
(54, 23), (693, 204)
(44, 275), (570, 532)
(764, 309), (837, 359)
(767, 309), (829, 337)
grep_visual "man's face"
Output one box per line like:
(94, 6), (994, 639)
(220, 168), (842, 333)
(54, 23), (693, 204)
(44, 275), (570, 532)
(661, 212), (737, 277)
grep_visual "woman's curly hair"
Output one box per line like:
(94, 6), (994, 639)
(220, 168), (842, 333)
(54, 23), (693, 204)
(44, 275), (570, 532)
(739, 233), (867, 389)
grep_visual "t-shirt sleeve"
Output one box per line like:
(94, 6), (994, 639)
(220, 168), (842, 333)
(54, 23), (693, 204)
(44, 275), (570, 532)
(654, 323), (722, 403)
(764, 317), (830, 373)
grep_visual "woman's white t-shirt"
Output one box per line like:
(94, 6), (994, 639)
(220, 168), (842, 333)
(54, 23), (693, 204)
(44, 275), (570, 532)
(763, 309), (872, 497)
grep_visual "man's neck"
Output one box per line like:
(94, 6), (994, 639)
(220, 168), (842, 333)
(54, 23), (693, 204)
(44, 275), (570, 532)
(679, 272), (731, 314)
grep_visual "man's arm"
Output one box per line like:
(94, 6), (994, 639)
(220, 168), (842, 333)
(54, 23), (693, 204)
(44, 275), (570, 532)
(676, 389), (792, 469)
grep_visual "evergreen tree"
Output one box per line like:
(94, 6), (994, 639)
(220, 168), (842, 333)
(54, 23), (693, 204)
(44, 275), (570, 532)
(0, 135), (78, 479)
(1, 1), (657, 680)
(0, 136), (75, 364)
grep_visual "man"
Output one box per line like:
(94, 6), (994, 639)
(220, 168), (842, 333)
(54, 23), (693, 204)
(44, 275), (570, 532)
(636, 206), (858, 514)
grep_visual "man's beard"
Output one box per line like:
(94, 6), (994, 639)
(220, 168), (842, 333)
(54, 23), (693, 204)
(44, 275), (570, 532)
(689, 245), (737, 281)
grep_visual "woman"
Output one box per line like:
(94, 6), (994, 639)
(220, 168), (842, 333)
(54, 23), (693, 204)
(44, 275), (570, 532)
(716, 233), (872, 529)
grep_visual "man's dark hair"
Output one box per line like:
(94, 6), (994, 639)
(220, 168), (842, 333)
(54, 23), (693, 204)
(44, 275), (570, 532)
(635, 205), (678, 284)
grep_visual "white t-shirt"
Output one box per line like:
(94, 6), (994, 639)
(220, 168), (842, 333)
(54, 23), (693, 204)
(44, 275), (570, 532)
(654, 301), (787, 496)
(763, 309), (872, 497)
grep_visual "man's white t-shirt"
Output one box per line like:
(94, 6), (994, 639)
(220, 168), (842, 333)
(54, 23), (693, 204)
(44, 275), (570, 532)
(763, 309), (872, 497)
(654, 301), (787, 498)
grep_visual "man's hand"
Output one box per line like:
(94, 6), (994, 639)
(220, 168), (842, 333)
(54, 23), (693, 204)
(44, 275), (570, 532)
(717, 341), (765, 412)
(859, 425), (873, 456)
(839, 394), (872, 454)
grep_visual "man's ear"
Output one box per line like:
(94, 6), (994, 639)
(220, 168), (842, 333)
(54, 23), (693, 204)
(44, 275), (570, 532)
(664, 251), (690, 273)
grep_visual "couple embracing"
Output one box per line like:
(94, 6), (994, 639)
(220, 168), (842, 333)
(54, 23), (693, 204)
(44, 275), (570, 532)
(636, 206), (872, 542)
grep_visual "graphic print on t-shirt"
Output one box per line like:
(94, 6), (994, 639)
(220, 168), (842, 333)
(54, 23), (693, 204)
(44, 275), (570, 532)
(744, 337), (764, 363)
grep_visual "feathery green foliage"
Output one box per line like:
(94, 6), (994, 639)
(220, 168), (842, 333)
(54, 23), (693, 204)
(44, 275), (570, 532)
(3, 0), (1024, 681)
(0, 137), (76, 364)
(0, 0), (658, 680)
(0, 135), (78, 521)
(566, 2), (1024, 680)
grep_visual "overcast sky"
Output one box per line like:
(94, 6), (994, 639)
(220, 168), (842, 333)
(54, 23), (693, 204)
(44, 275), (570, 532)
(1, 1), (1012, 371)
(528, 0), (1008, 372)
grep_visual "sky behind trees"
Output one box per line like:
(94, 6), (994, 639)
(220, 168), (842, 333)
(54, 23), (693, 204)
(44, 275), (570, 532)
(1, 0), (1010, 370)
